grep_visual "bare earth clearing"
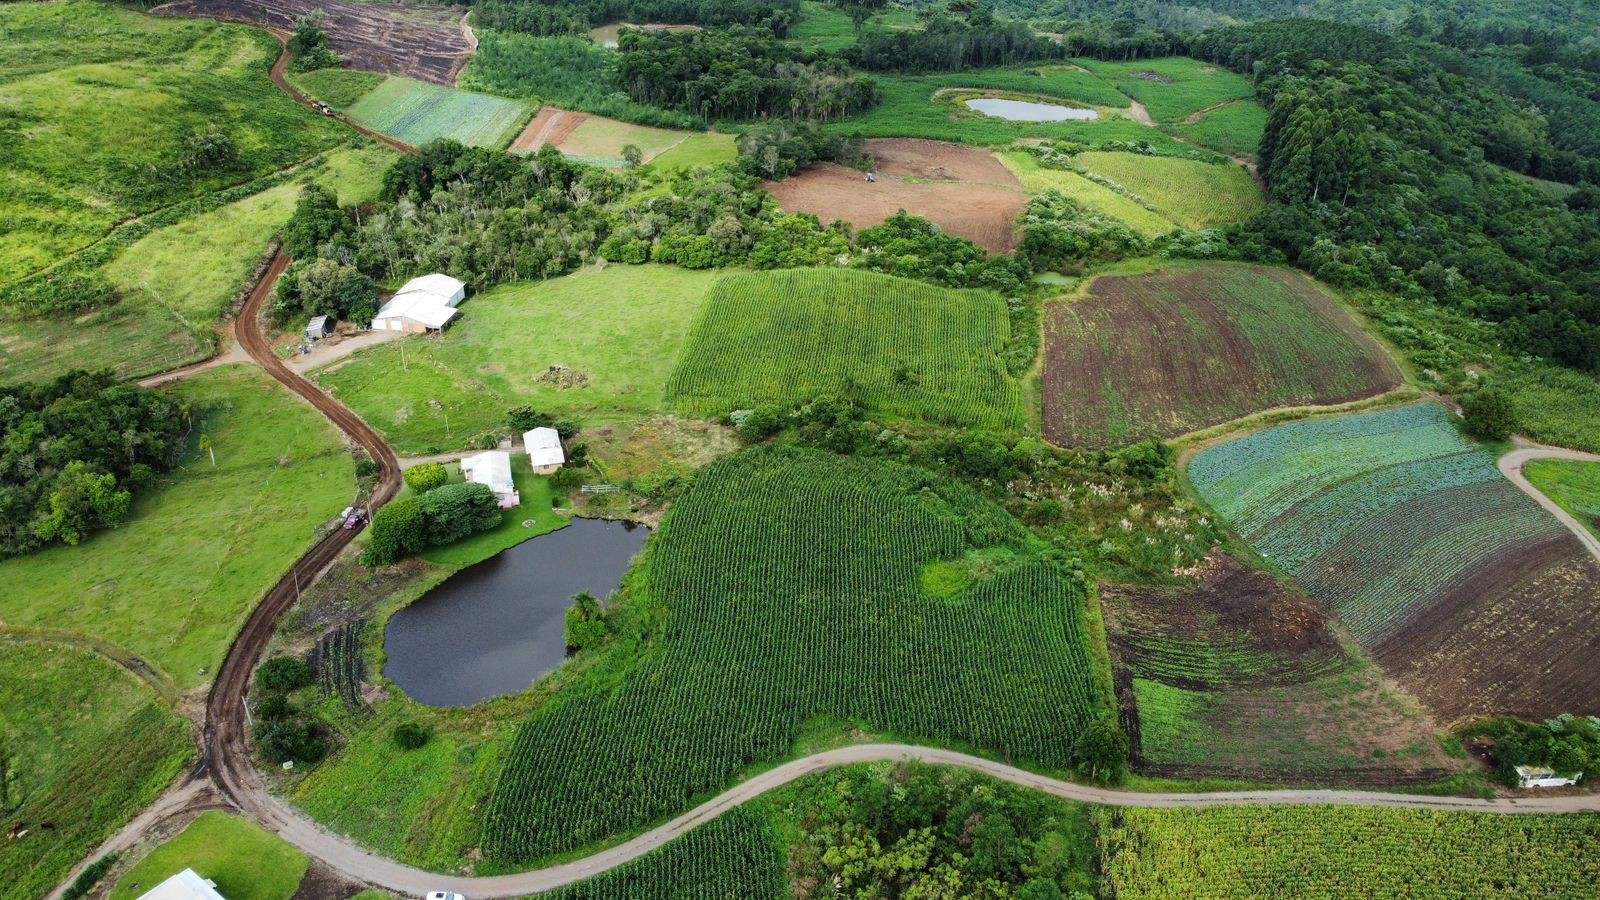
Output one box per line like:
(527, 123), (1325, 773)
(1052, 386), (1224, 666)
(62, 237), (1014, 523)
(510, 107), (585, 153)
(765, 138), (1027, 253)
(153, 0), (473, 84)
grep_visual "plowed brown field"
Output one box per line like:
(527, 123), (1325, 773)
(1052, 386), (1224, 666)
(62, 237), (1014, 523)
(763, 138), (1027, 253)
(1043, 263), (1401, 448)
(155, 0), (473, 85)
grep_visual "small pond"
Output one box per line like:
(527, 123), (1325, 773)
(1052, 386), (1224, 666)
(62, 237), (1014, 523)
(384, 518), (650, 707)
(964, 97), (1099, 122)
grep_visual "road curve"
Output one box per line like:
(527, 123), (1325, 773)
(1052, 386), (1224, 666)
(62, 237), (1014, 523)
(1500, 446), (1600, 565)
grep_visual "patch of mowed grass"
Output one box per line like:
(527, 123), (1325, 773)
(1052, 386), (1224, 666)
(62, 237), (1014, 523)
(347, 77), (534, 149)
(1077, 56), (1257, 123)
(998, 151), (1177, 237)
(286, 67), (386, 110)
(0, 644), (193, 899)
(0, 367), (351, 687)
(830, 69), (1212, 151)
(110, 812), (309, 900)
(1167, 99), (1268, 158)
(1073, 151), (1263, 228)
(416, 455), (568, 566)
(666, 269), (1027, 431)
(0, 0), (345, 281)
(1524, 459), (1600, 540)
(648, 132), (739, 170)
(557, 115), (691, 164)
(0, 145), (395, 385)
(316, 265), (722, 454)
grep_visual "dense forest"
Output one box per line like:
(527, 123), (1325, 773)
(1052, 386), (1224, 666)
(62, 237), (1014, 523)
(850, 4), (1063, 71)
(471, 0), (799, 38)
(0, 371), (186, 556)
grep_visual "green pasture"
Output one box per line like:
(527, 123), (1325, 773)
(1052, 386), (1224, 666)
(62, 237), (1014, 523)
(999, 151), (1177, 237)
(0, 367), (351, 688)
(1078, 56), (1258, 123)
(111, 812), (309, 900)
(666, 269), (1027, 431)
(315, 265), (722, 454)
(553, 115), (692, 166)
(1074, 151), (1264, 228)
(0, 644), (192, 898)
(790, 0), (921, 52)
(1167, 99), (1268, 158)
(286, 68), (386, 110)
(648, 132), (738, 169)
(1524, 458), (1600, 540)
(0, 0), (344, 282)
(347, 77), (535, 149)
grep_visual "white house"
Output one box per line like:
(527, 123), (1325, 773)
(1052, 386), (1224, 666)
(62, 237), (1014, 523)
(460, 450), (520, 508)
(1516, 765), (1581, 789)
(137, 868), (225, 900)
(524, 427), (565, 475)
(370, 273), (466, 333)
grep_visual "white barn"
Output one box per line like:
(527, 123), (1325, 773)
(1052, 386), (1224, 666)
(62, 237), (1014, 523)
(1517, 765), (1581, 789)
(524, 427), (565, 474)
(460, 450), (520, 508)
(371, 273), (466, 333)
(137, 869), (225, 900)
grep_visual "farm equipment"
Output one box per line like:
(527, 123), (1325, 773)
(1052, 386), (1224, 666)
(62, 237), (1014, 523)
(312, 101), (334, 116)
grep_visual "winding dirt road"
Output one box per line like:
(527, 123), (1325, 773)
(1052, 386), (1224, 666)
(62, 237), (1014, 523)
(1500, 444), (1600, 565)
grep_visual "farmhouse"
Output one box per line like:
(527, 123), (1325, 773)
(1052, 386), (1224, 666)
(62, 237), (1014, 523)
(136, 868), (225, 900)
(524, 427), (565, 474)
(371, 272), (465, 333)
(1516, 765), (1581, 789)
(460, 450), (520, 508)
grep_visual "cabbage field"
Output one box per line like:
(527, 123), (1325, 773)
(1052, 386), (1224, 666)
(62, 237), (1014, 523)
(1190, 403), (1600, 720)
(481, 447), (1107, 862)
(1098, 806), (1600, 898)
(345, 77), (534, 149)
(666, 269), (1028, 431)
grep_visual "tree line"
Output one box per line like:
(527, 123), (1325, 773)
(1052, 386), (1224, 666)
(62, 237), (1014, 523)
(469, 0), (800, 39)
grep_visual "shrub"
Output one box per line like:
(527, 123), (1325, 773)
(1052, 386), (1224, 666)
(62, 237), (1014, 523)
(420, 482), (503, 545)
(255, 693), (292, 721)
(61, 854), (118, 900)
(364, 495), (426, 566)
(257, 718), (327, 764)
(404, 462), (449, 493)
(355, 458), (379, 479)
(392, 722), (430, 750)
(1462, 387), (1518, 441)
(563, 592), (608, 651)
(1072, 716), (1129, 784)
(256, 656), (313, 693)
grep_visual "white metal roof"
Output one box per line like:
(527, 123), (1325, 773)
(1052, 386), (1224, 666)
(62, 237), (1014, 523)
(137, 868), (225, 900)
(398, 273), (466, 306)
(373, 293), (458, 329)
(523, 427), (566, 467)
(460, 451), (516, 495)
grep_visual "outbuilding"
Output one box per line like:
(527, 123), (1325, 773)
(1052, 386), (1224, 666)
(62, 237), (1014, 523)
(524, 427), (565, 475)
(1516, 765), (1581, 788)
(370, 272), (466, 333)
(460, 450), (520, 508)
(305, 315), (331, 340)
(136, 868), (225, 900)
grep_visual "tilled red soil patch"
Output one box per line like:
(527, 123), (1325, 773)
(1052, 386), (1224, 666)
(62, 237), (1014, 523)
(510, 108), (587, 154)
(155, 0), (473, 84)
(764, 139), (1026, 254)
(1374, 536), (1600, 725)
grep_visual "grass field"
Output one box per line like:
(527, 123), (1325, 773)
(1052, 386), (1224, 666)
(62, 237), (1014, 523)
(647, 132), (738, 169)
(481, 448), (1108, 862)
(1189, 403), (1600, 721)
(555, 116), (690, 165)
(666, 269), (1027, 431)
(0, 643), (192, 898)
(0, 367), (351, 688)
(1073, 151), (1263, 227)
(999, 151), (1178, 237)
(110, 812), (309, 900)
(0, 0), (344, 282)
(1078, 57), (1258, 124)
(1098, 806), (1600, 898)
(347, 77), (534, 149)
(1043, 264), (1403, 448)
(286, 67), (387, 110)
(1524, 458), (1600, 541)
(316, 265), (722, 454)
(0, 145), (393, 386)
(789, 0), (921, 52)
(1167, 99), (1269, 158)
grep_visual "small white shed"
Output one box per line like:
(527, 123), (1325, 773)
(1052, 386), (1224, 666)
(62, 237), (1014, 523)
(460, 450), (520, 508)
(1516, 765), (1581, 789)
(136, 868), (225, 900)
(524, 427), (566, 474)
(305, 315), (331, 340)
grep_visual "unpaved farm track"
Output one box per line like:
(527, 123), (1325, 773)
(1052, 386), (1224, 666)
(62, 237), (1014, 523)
(1502, 445), (1600, 565)
(265, 39), (416, 155)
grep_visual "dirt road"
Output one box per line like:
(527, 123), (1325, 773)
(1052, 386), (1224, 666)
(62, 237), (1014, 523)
(266, 39), (416, 155)
(1501, 445), (1600, 565)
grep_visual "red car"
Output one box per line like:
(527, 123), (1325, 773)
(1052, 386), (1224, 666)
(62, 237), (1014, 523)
(343, 509), (366, 529)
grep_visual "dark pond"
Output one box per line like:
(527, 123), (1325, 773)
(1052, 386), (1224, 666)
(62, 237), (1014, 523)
(384, 518), (650, 707)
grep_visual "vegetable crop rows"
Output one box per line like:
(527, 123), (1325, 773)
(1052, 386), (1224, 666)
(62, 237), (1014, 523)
(346, 77), (533, 149)
(1098, 806), (1600, 898)
(481, 447), (1105, 862)
(666, 269), (1027, 431)
(541, 807), (781, 899)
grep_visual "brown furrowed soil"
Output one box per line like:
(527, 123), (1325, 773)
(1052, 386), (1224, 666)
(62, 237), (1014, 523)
(764, 138), (1027, 253)
(510, 107), (586, 153)
(154, 0), (473, 84)
(1043, 264), (1402, 449)
(1374, 537), (1600, 724)
(1102, 555), (1454, 786)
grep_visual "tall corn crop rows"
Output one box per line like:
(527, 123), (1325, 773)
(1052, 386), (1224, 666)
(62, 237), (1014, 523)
(541, 807), (781, 899)
(481, 447), (1105, 862)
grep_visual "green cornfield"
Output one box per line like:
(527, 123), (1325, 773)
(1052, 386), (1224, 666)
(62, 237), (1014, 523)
(541, 808), (782, 899)
(666, 269), (1028, 431)
(1098, 806), (1600, 898)
(481, 447), (1106, 862)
